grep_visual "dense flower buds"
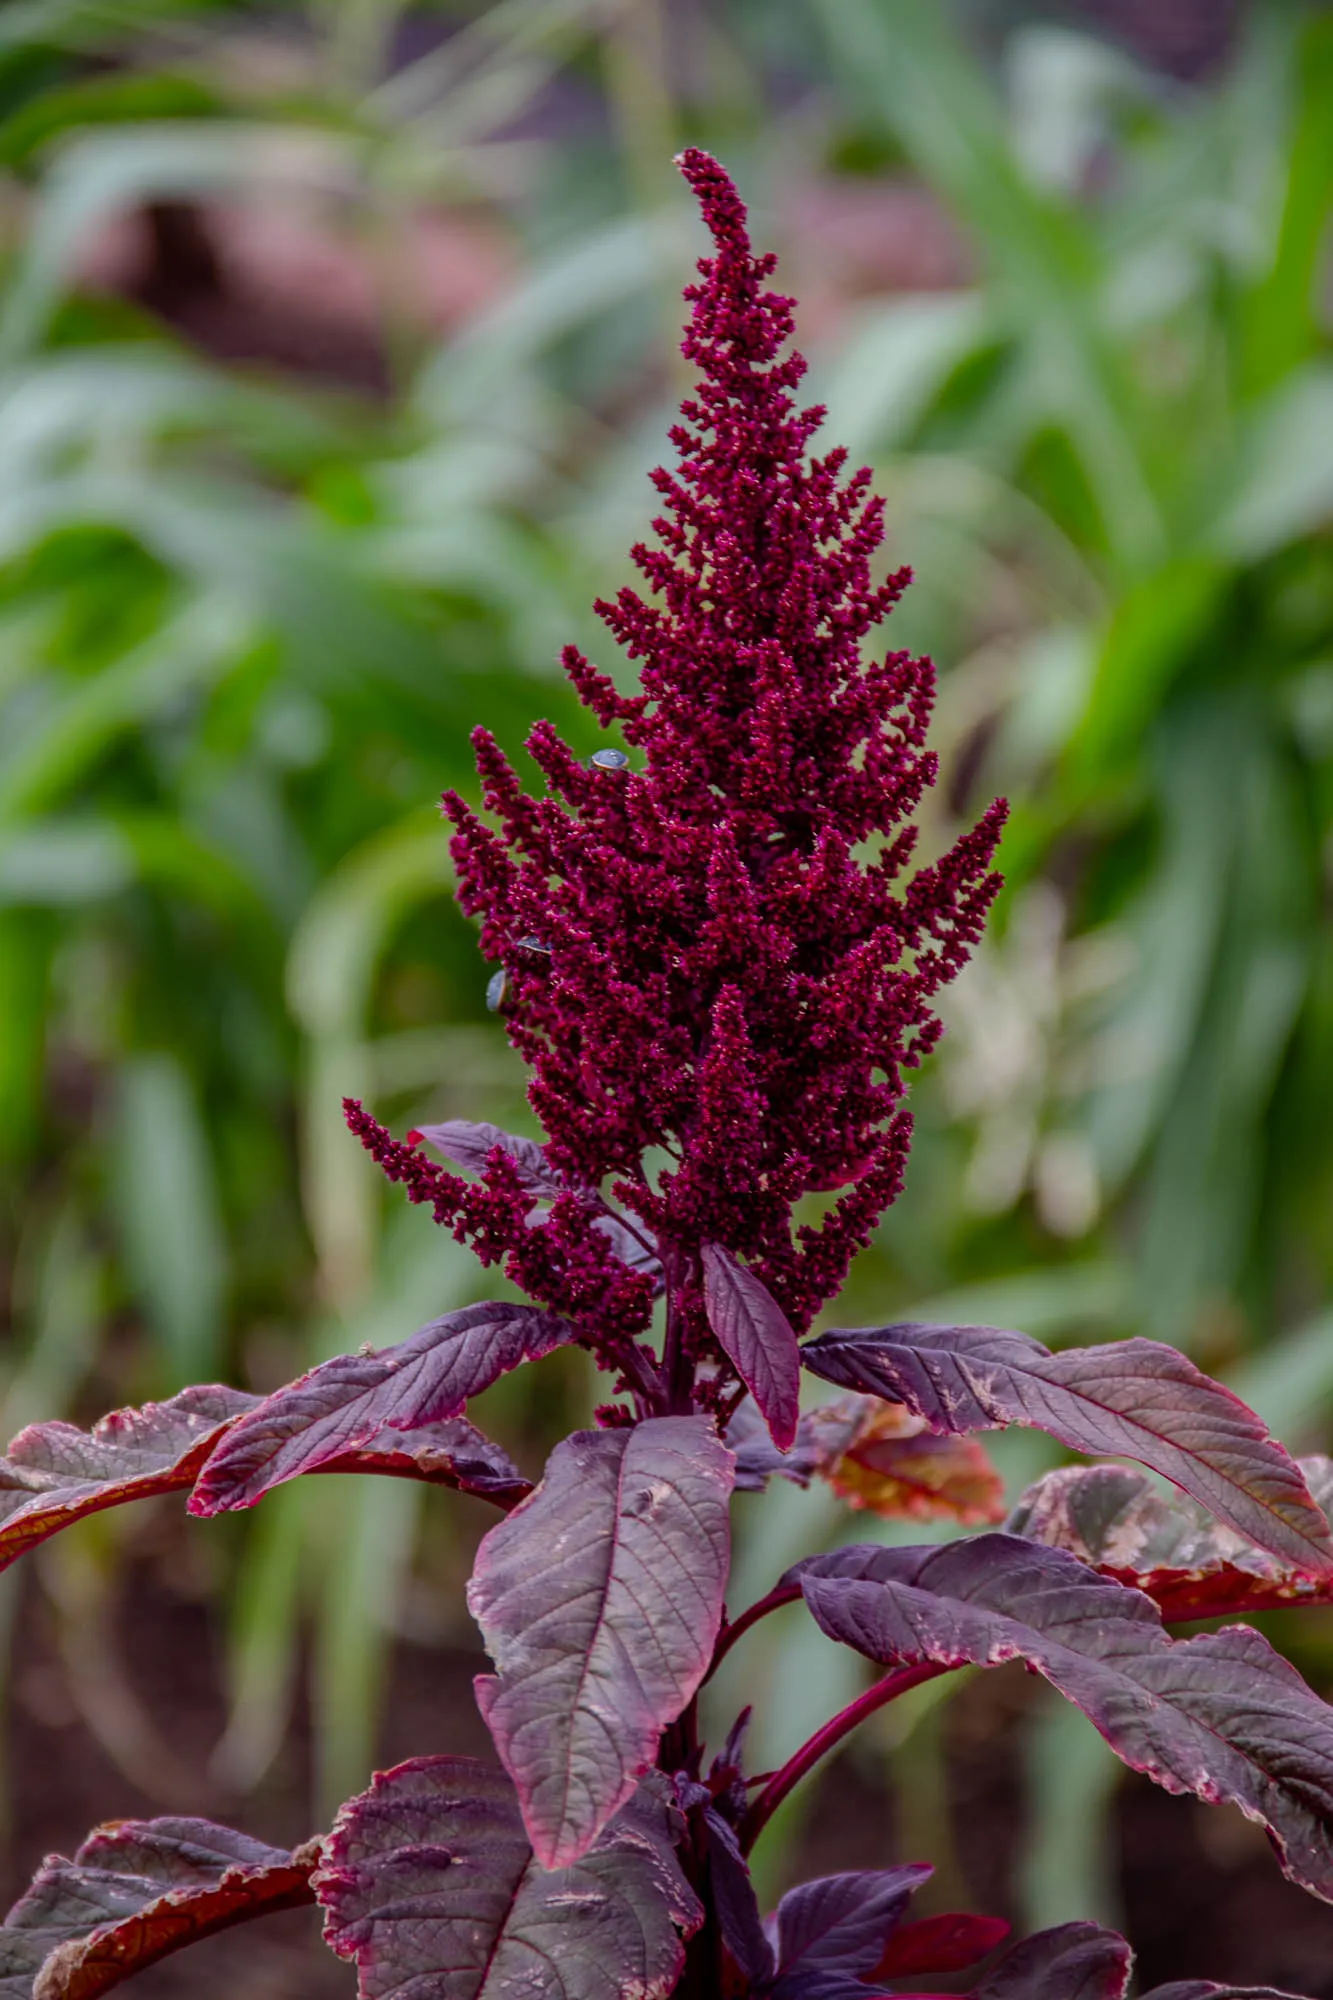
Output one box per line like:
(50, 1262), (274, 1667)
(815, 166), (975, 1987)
(351, 149), (1004, 1361)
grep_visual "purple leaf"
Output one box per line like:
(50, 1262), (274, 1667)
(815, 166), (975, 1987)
(1008, 1461), (1333, 1622)
(702, 1244), (800, 1451)
(701, 1809), (773, 1986)
(800, 1324), (1333, 1573)
(1141, 1987), (1314, 1999)
(412, 1119), (563, 1197)
(770, 1865), (932, 1999)
(314, 1754), (701, 2000)
(1, 1817), (315, 2000)
(468, 1415), (734, 1866)
(794, 1534), (1333, 1903)
(968, 1921), (1131, 2000)
(190, 1304), (571, 1514)
(0, 1387), (257, 1575)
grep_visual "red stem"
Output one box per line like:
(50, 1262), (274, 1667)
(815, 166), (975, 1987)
(738, 1662), (949, 1854)
(704, 1582), (803, 1683)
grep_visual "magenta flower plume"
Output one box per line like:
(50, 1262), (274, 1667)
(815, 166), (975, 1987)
(348, 149), (1005, 1380)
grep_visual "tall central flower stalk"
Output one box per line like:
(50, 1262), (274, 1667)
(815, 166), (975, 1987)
(348, 148), (1006, 1435)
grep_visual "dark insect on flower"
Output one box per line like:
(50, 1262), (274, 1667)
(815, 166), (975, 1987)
(589, 747), (630, 771)
(484, 967), (507, 1011)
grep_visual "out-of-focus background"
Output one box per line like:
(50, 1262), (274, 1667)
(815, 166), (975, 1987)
(2, 0), (1332, 1990)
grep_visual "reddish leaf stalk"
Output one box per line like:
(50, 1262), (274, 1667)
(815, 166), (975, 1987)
(704, 1582), (804, 1682)
(739, 1662), (949, 1853)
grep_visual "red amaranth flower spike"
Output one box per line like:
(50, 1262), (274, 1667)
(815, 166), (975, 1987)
(403, 146), (1006, 1374)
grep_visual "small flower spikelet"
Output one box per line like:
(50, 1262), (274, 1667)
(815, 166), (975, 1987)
(350, 151), (1004, 1363)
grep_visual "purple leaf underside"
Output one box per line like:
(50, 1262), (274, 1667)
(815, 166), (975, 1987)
(702, 1244), (800, 1450)
(1, 1817), (315, 2000)
(770, 1865), (931, 2000)
(1008, 1460), (1333, 1621)
(0, 1387), (257, 1577)
(468, 1415), (734, 1867)
(412, 1119), (565, 1197)
(795, 1534), (1333, 1903)
(189, 1302), (569, 1513)
(315, 1755), (701, 2000)
(800, 1323), (1333, 1573)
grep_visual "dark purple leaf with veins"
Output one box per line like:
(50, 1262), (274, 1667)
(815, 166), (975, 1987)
(800, 1324), (1333, 1573)
(794, 1534), (1333, 1903)
(966, 1921), (1131, 2000)
(702, 1244), (800, 1451)
(769, 1866), (932, 1999)
(0, 1816), (315, 2000)
(412, 1120), (563, 1198)
(190, 1304), (571, 1514)
(314, 1754), (701, 2000)
(468, 1415), (733, 1867)
(0, 1387), (257, 1575)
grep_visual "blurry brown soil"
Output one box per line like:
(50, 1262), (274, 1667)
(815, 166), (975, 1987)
(8, 1569), (1333, 1998)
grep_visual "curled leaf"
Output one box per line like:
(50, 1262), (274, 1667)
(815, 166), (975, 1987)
(190, 1303), (570, 1513)
(0, 1818), (315, 2000)
(795, 1534), (1333, 1904)
(0, 1387), (256, 1576)
(801, 1324), (1333, 1573)
(469, 1415), (734, 1867)
(314, 1755), (701, 2000)
(1008, 1459), (1333, 1619)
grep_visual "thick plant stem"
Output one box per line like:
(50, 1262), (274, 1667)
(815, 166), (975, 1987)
(739, 1662), (949, 1854)
(659, 1246), (695, 1416)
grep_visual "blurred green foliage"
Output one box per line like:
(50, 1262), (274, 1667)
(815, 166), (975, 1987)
(1, 0), (1332, 1945)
